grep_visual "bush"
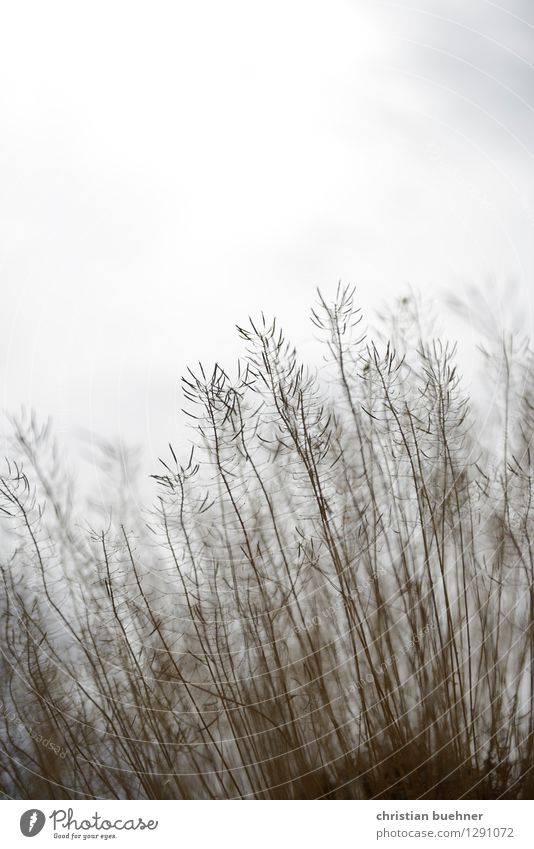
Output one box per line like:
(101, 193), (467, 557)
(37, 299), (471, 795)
(1, 287), (533, 799)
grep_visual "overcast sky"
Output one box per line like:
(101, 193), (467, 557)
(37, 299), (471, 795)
(1, 0), (533, 475)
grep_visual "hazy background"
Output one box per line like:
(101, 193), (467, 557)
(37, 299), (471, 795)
(1, 0), (533, 483)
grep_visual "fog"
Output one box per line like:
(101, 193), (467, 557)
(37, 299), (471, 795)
(1, 0), (533, 473)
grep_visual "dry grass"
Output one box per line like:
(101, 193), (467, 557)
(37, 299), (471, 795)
(1, 287), (533, 799)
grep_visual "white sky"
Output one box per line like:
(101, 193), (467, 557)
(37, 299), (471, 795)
(1, 0), (533, 474)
